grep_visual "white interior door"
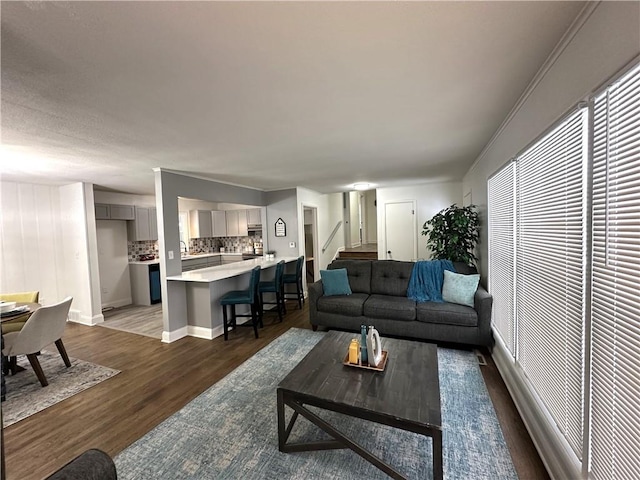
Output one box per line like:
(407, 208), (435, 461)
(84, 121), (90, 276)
(384, 201), (416, 261)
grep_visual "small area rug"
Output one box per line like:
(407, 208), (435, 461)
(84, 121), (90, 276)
(2, 351), (120, 427)
(115, 328), (517, 479)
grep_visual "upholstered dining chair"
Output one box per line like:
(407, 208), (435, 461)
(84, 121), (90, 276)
(258, 260), (286, 322)
(2, 296), (73, 387)
(220, 266), (262, 341)
(0, 291), (39, 334)
(283, 256), (305, 310)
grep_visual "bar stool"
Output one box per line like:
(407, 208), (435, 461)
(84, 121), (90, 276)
(258, 260), (286, 322)
(220, 266), (262, 340)
(283, 256), (305, 310)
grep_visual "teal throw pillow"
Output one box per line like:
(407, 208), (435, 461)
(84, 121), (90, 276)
(320, 268), (352, 296)
(442, 270), (480, 307)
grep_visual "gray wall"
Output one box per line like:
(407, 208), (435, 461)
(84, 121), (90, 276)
(155, 169), (265, 334)
(264, 189), (298, 258)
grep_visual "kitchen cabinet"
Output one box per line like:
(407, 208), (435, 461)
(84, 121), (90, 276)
(128, 207), (158, 241)
(211, 211), (227, 237)
(189, 210), (213, 239)
(130, 262), (161, 305)
(226, 209), (248, 237)
(181, 255), (222, 272)
(95, 203), (135, 220)
(222, 255), (243, 264)
(247, 208), (261, 226)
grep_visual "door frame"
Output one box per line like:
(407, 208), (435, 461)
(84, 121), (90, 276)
(382, 199), (417, 261)
(301, 205), (320, 283)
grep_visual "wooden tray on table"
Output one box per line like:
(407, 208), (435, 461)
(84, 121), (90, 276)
(342, 350), (388, 372)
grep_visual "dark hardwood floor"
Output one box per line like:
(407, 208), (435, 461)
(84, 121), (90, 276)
(2, 302), (548, 480)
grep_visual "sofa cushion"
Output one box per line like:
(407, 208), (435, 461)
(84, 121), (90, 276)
(416, 301), (478, 327)
(364, 294), (416, 321)
(317, 293), (368, 317)
(442, 270), (480, 307)
(320, 268), (352, 296)
(328, 260), (372, 294)
(371, 261), (414, 296)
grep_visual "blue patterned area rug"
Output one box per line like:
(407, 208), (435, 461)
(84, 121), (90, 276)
(115, 328), (517, 479)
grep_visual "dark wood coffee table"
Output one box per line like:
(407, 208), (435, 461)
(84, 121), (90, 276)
(277, 330), (442, 480)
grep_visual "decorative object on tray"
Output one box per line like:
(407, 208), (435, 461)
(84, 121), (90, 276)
(348, 338), (360, 364)
(360, 324), (368, 363)
(366, 326), (383, 367)
(344, 325), (387, 371)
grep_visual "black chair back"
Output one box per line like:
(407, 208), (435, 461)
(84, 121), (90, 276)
(295, 256), (304, 278)
(248, 266), (261, 303)
(274, 260), (286, 293)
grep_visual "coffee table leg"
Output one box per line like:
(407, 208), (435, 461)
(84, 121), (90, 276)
(433, 429), (443, 480)
(277, 388), (286, 451)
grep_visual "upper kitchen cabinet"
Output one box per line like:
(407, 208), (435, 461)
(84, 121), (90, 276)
(95, 203), (135, 220)
(211, 210), (227, 237)
(128, 206), (158, 241)
(189, 210), (213, 239)
(226, 209), (248, 237)
(247, 208), (261, 226)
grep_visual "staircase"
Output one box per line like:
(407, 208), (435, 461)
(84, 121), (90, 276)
(338, 243), (378, 260)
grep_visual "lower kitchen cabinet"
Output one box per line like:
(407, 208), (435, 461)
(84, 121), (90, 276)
(130, 262), (162, 305)
(181, 255), (222, 272)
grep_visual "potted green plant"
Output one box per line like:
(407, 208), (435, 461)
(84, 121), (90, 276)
(421, 204), (479, 266)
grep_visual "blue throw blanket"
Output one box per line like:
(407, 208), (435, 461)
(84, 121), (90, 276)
(407, 260), (456, 303)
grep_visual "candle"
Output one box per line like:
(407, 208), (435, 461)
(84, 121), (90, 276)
(348, 338), (360, 364)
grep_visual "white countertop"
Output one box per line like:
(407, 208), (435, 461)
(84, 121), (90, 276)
(129, 259), (160, 265)
(181, 252), (244, 260)
(167, 256), (298, 283)
(129, 252), (246, 265)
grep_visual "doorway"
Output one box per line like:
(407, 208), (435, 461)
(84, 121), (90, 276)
(383, 200), (416, 261)
(303, 206), (319, 284)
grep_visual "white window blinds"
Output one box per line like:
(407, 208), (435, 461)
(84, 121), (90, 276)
(488, 161), (516, 356)
(590, 62), (640, 480)
(516, 108), (586, 458)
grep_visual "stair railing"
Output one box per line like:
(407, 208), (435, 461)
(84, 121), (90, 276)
(322, 221), (342, 254)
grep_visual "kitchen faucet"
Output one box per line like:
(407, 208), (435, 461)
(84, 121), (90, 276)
(180, 240), (188, 254)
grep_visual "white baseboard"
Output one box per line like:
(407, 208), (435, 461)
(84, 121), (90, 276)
(68, 309), (104, 326)
(101, 297), (132, 310)
(492, 331), (583, 479)
(187, 325), (224, 340)
(162, 326), (188, 343)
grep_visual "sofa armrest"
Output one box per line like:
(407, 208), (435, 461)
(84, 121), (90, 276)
(308, 280), (324, 326)
(474, 285), (494, 346)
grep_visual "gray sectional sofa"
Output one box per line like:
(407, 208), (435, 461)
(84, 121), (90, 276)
(308, 259), (493, 347)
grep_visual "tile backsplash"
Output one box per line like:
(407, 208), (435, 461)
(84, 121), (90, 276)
(128, 240), (158, 262)
(128, 236), (263, 261)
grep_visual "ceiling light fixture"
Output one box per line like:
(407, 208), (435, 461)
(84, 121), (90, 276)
(353, 183), (371, 191)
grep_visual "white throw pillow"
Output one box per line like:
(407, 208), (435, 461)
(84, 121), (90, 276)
(442, 270), (480, 307)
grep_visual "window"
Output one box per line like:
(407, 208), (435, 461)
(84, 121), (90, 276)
(488, 107), (588, 459)
(488, 162), (516, 356)
(515, 108), (587, 458)
(590, 62), (640, 480)
(488, 59), (640, 478)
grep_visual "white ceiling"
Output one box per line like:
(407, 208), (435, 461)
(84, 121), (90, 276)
(1, 1), (585, 195)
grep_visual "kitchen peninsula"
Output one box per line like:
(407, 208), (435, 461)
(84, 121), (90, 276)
(166, 256), (298, 339)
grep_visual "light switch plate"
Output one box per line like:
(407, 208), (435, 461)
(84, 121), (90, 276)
(168, 250), (174, 259)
